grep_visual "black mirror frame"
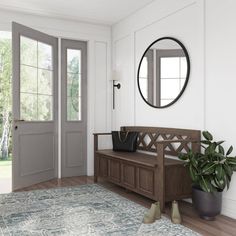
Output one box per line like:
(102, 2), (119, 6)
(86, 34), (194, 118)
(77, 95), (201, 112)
(137, 37), (190, 109)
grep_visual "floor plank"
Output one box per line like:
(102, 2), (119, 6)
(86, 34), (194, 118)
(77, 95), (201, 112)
(16, 176), (236, 236)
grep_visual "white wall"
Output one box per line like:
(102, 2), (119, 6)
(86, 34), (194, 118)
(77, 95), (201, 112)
(205, 0), (236, 219)
(0, 8), (112, 176)
(112, 0), (236, 219)
(112, 0), (204, 130)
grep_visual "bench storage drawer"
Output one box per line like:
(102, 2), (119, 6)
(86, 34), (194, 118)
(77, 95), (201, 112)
(121, 163), (136, 189)
(98, 156), (108, 178)
(109, 159), (121, 183)
(137, 166), (155, 197)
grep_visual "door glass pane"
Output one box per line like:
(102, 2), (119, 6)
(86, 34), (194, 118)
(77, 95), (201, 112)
(67, 49), (81, 121)
(67, 97), (81, 121)
(21, 93), (37, 121)
(21, 65), (37, 93)
(20, 36), (37, 67)
(67, 49), (81, 74)
(38, 42), (52, 70)
(20, 36), (53, 121)
(38, 95), (52, 120)
(38, 69), (53, 95)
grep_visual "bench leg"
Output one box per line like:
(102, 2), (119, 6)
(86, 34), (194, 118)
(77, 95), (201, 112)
(94, 176), (98, 183)
(155, 196), (165, 213)
(160, 200), (165, 213)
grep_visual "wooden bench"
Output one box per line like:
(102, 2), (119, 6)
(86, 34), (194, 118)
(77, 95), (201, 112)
(93, 126), (201, 211)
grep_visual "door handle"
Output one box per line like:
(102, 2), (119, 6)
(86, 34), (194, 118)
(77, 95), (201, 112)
(14, 119), (25, 130)
(14, 119), (25, 122)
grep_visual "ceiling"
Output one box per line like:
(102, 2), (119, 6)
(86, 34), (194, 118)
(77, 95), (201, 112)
(0, 0), (155, 25)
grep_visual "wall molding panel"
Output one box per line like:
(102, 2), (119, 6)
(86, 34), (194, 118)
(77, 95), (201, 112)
(112, 0), (236, 219)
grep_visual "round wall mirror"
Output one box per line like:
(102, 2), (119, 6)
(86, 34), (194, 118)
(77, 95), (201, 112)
(137, 37), (190, 108)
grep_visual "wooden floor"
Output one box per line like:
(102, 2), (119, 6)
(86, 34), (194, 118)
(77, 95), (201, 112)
(17, 176), (236, 236)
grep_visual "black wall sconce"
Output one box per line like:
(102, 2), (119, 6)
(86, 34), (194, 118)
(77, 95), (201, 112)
(113, 80), (121, 109)
(111, 70), (121, 109)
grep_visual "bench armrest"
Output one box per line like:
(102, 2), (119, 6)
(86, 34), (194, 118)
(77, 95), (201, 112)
(94, 132), (112, 183)
(93, 133), (112, 153)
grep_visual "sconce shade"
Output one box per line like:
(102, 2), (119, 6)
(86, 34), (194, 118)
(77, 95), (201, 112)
(111, 70), (121, 81)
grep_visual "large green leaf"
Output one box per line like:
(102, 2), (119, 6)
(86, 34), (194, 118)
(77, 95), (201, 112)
(223, 163), (233, 178)
(202, 163), (216, 175)
(223, 164), (233, 181)
(205, 143), (217, 155)
(213, 175), (225, 190)
(199, 176), (212, 192)
(202, 131), (213, 141)
(215, 164), (224, 180)
(197, 155), (208, 162)
(178, 153), (188, 161)
(216, 141), (225, 145)
(189, 165), (198, 182)
(218, 145), (225, 155)
(201, 140), (211, 145)
(189, 156), (198, 169)
(226, 146), (233, 156)
(227, 157), (236, 166)
(225, 175), (230, 190)
(208, 176), (217, 192)
(214, 153), (224, 160)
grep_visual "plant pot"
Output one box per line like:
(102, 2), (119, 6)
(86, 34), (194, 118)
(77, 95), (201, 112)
(192, 186), (222, 220)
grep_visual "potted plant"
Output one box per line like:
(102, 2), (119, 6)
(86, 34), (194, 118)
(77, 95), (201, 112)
(179, 131), (236, 220)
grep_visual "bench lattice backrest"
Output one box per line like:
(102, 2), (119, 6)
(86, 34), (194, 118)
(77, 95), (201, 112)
(121, 126), (201, 156)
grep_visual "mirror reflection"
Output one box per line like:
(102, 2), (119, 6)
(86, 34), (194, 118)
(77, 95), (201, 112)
(138, 37), (190, 108)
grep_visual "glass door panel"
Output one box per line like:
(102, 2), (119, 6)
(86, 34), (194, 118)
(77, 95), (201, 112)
(67, 49), (82, 121)
(61, 39), (87, 178)
(20, 36), (53, 121)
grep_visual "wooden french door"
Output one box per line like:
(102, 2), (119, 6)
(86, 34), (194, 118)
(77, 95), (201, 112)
(12, 22), (58, 190)
(61, 39), (87, 177)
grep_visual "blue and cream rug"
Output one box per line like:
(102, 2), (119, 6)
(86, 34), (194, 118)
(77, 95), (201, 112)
(0, 184), (200, 235)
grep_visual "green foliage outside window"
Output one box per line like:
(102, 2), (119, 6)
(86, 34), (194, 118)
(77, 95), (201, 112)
(0, 37), (12, 160)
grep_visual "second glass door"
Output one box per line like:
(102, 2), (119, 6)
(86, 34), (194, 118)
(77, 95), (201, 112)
(61, 39), (87, 177)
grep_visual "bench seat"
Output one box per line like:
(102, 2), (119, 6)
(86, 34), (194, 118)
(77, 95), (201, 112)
(96, 149), (182, 167)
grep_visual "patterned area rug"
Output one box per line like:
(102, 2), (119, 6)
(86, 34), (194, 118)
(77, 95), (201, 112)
(0, 184), (200, 235)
